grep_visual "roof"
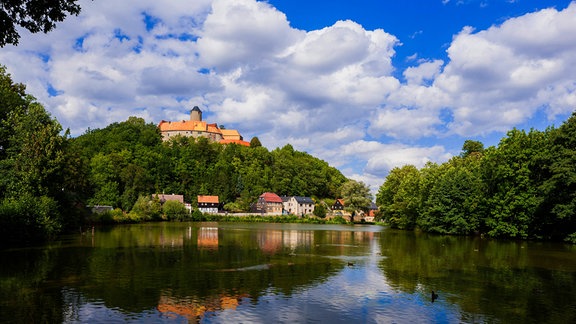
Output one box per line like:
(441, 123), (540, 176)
(155, 194), (184, 204)
(219, 139), (250, 146)
(206, 123), (222, 135)
(293, 196), (314, 204)
(158, 120), (208, 132)
(259, 192), (283, 203)
(191, 106), (202, 112)
(221, 129), (242, 140)
(198, 195), (219, 203)
(335, 199), (345, 206)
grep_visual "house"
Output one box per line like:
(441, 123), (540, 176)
(158, 106), (250, 146)
(282, 196), (315, 216)
(198, 195), (220, 214)
(364, 202), (378, 222)
(253, 192), (283, 215)
(155, 194), (184, 204)
(89, 205), (113, 214)
(331, 199), (345, 211)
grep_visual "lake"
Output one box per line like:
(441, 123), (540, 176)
(1, 222), (575, 323)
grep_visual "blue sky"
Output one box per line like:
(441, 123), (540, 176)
(1, 0), (575, 192)
(270, 0), (571, 73)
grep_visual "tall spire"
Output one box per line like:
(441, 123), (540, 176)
(190, 106), (202, 121)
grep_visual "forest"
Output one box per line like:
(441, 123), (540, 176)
(0, 66), (349, 245)
(376, 115), (576, 243)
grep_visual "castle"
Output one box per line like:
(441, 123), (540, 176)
(158, 106), (250, 146)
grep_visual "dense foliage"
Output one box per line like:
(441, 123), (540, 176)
(0, 66), (78, 244)
(0, 0), (81, 46)
(377, 119), (576, 243)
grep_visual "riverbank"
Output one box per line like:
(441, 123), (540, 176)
(88, 208), (375, 226)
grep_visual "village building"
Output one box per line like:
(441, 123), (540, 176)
(155, 193), (184, 204)
(155, 193), (192, 212)
(197, 195), (220, 214)
(365, 202), (378, 222)
(88, 205), (113, 214)
(158, 106), (250, 146)
(282, 196), (315, 216)
(253, 192), (283, 215)
(331, 199), (345, 211)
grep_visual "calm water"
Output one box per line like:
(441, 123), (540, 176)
(1, 222), (575, 323)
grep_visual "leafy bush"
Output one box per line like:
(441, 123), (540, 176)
(0, 194), (61, 244)
(328, 216), (347, 224)
(130, 195), (162, 221)
(163, 200), (188, 221)
(191, 209), (206, 221)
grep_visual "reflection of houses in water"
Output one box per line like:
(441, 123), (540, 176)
(198, 227), (219, 249)
(157, 292), (246, 321)
(257, 230), (283, 254)
(322, 231), (375, 253)
(256, 230), (314, 253)
(285, 230), (314, 250)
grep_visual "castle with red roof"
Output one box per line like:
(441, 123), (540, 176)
(158, 106), (250, 146)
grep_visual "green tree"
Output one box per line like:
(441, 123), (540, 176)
(250, 136), (262, 148)
(418, 155), (484, 235)
(539, 113), (576, 242)
(376, 165), (421, 229)
(481, 129), (547, 239)
(162, 200), (188, 221)
(0, 66), (27, 161)
(0, 66), (69, 243)
(3, 101), (66, 197)
(130, 195), (162, 221)
(461, 139), (484, 158)
(1, 0), (82, 46)
(340, 180), (373, 221)
(313, 202), (327, 218)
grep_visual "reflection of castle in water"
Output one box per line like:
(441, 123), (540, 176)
(157, 291), (247, 321)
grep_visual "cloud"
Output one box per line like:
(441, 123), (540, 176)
(197, 0), (301, 71)
(435, 3), (576, 135)
(403, 59), (444, 85)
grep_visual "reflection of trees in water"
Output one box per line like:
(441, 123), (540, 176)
(1, 224), (385, 322)
(377, 230), (576, 323)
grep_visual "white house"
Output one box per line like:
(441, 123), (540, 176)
(282, 196), (315, 216)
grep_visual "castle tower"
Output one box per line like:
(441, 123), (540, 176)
(190, 106), (202, 121)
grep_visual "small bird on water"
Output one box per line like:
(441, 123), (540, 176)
(431, 291), (439, 303)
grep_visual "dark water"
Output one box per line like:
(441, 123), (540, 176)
(1, 222), (575, 323)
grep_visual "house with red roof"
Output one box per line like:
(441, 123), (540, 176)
(331, 199), (345, 211)
(197, 195), (220, 214)
(253, 192), (283, 215)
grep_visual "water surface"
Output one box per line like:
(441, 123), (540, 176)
(1, 222), (575, 323)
